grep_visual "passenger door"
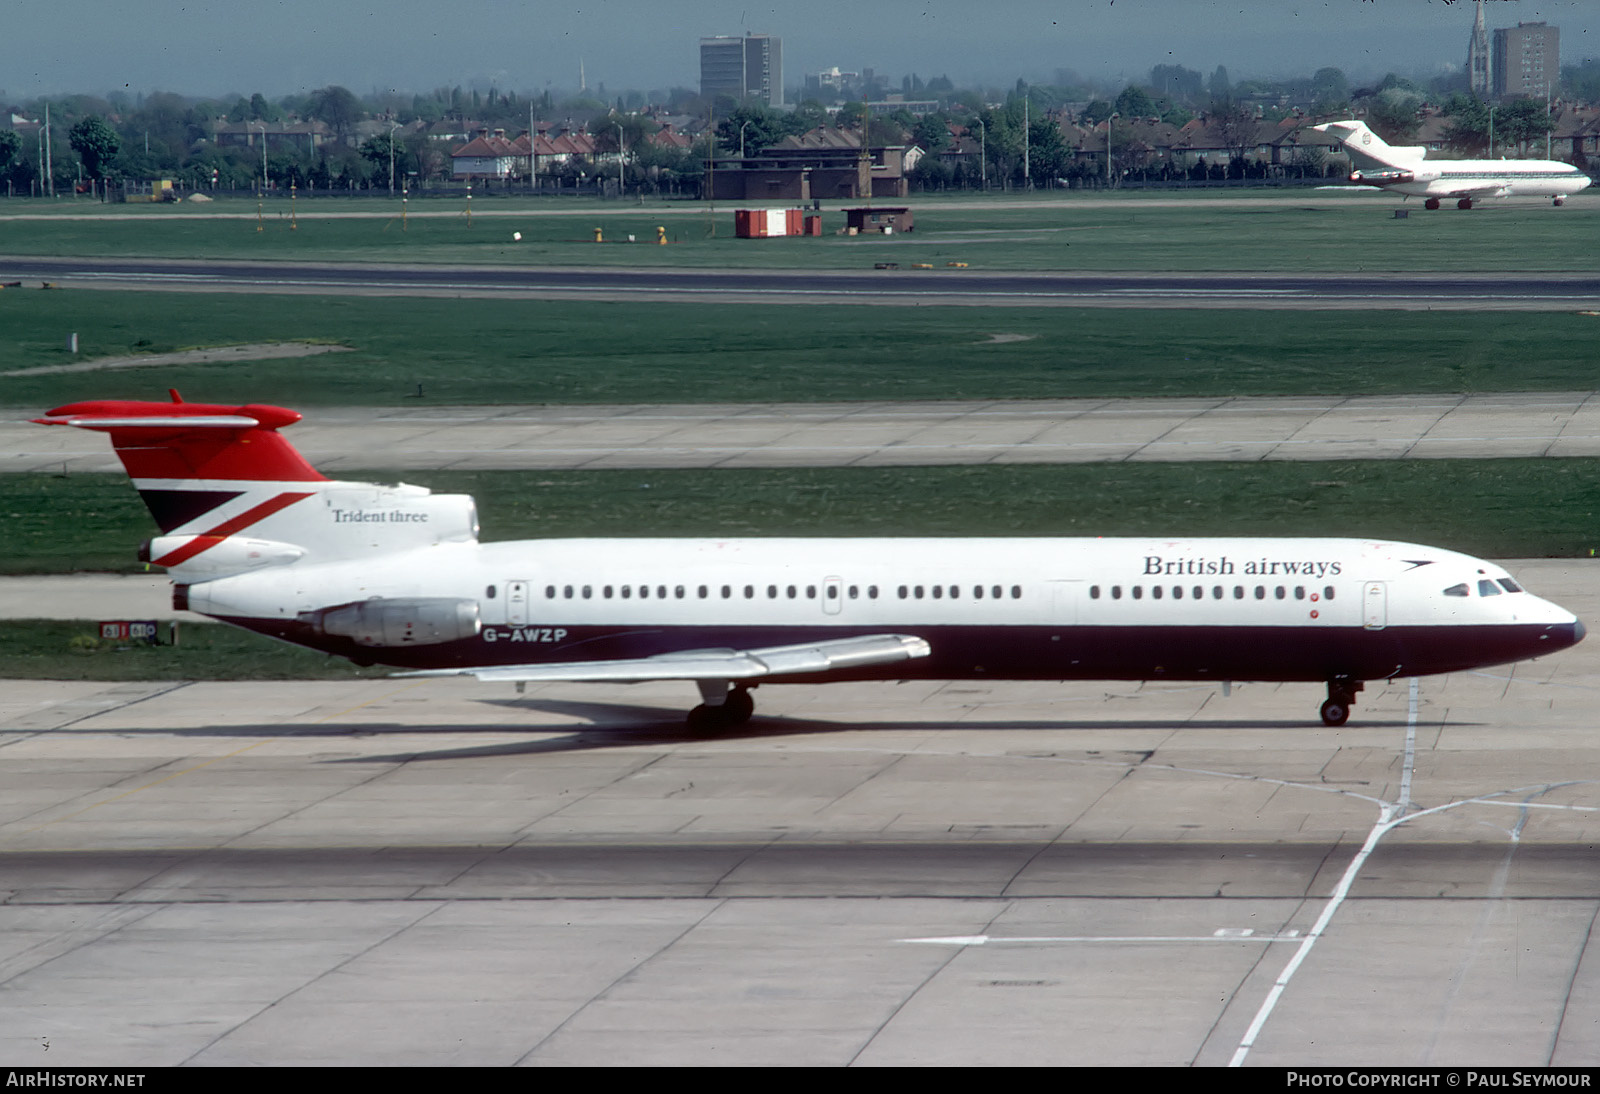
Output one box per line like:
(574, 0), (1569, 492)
(1363, 582), (1387, 630)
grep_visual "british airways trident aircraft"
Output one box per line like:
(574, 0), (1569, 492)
(35, 394), (1585, 729)
(1314, 119), (1591, 209)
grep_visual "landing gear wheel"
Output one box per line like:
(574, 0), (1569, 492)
(1457, 197), (1473, 210)
(685, 689), (755, 734)
(1320, 699), (1350, 727)
(1424, 197), (1440, 210)
(1554, 197), (1566, 207)
(723, 688), (754, 725)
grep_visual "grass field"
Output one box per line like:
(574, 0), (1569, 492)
(5, 291), (1600, 409)
(8, 459), (1600, 578)
(1, 190), (1597, 272)
(0, 619), (384, 681)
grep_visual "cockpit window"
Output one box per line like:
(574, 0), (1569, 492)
(1443, 583), (1470, 597)
(1478, 580), (1502, 597)
(1497, 578), (1523, 593)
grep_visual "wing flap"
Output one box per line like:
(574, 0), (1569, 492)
(398, 633), (932, 684)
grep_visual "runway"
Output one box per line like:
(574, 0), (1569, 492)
(10, 392), (1600, 473)
(4, 255), (1600, 309)
(2, 559), (1599, 1065)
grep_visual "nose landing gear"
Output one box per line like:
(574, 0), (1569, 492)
(1320, 679), (1364, 726)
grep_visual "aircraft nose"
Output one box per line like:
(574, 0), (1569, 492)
(1573, 619), (1587, 645)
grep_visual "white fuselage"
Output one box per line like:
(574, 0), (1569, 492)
(184, 535), (1582, 684)
(1381, 159), (1591, 200)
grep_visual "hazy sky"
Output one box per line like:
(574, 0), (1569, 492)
(2, 1), (1597, 102)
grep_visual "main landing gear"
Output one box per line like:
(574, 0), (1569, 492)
(686, 681), (755, 733)
(1456, 197), (1474, 210)
(1320, 679), (1364, 726)
(1424, 198), (1440, 210)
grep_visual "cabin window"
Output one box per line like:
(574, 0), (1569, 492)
(564, 585), (574, 599)
(1090, 585), (1101, 599)
(1294, 586), (1305, 600)
(807, 585), (817, 599)
(486, 586), (497, 599)
(993, 585), (1004, 599)
(1171, 586), (1181, 600)
(932, 585), (943, 599)
(582, 585), (593, 599)
(973, 585), (984, 599)
(787, 585), (798, 599)
(1324, 586), (1336, 600)
(949, 585), (959, 599)
(1152, 586), (1164, 600)
(1444, 583), (1470, 597)
(1234, 586), (1244, 599)
(868, 585), (879, 599)
(827, 585), (839, 599)
(768, 585), (778, 599)
(622, 585), (633, 599)
(1212, 586), (1223, 599)
(1132, 586), (1143, 600)
(658, 585), (668, 599)
(1111, 585), (1122, 600)
(1192, 586), (1203, 600)
(915, 585), (925, 599)
(544, 585), (555, 599)
(604, 585), (615, 599)
(1011, 586), (1022, 599)
(1255, 586), (1266, 600)
(744, 585), (754, 599)
(898, 585), (908, 599)
(676, 586), (685, 599)
(698, 585), (708, 599)
(1478, 580), (1502, 597)
(1275, 586), (1286, 600)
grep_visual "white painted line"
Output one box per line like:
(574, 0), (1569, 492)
(902, 931), (1304, 945)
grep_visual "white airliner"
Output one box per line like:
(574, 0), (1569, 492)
(34, 394), (1585, 729)
(1313, 119), (1591, 209)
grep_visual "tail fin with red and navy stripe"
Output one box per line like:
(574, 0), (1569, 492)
(34, 391), (478, 578)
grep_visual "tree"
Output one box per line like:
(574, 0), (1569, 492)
(1026, 116), (1070, 186)
(0, 130), (19, 176)
(1441, 94), (1491, 156)
(1114, 86), (1157, 120)
(716, 104), (787, 156)
(307, 85), (362, 142)
(68, 115), (119, 180)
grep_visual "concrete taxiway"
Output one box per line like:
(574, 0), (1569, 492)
(10, 392), (1600, 473)
(2, 559), (1599, 1066)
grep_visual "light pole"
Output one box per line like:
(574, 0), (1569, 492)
(739, 119), (753, 160)
(389, 121), (400, 196)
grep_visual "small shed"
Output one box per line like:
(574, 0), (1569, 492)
(843, 206), (913, 234)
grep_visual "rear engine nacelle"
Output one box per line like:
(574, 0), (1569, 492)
(300, 597), (481, 647)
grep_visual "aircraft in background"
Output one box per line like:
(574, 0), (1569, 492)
(34, 394), (1585, 729)
(1313, 119), (1591, 209)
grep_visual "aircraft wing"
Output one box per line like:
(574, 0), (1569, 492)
(1441, 183), (1511, 199)
(398, 633), (932, 683)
